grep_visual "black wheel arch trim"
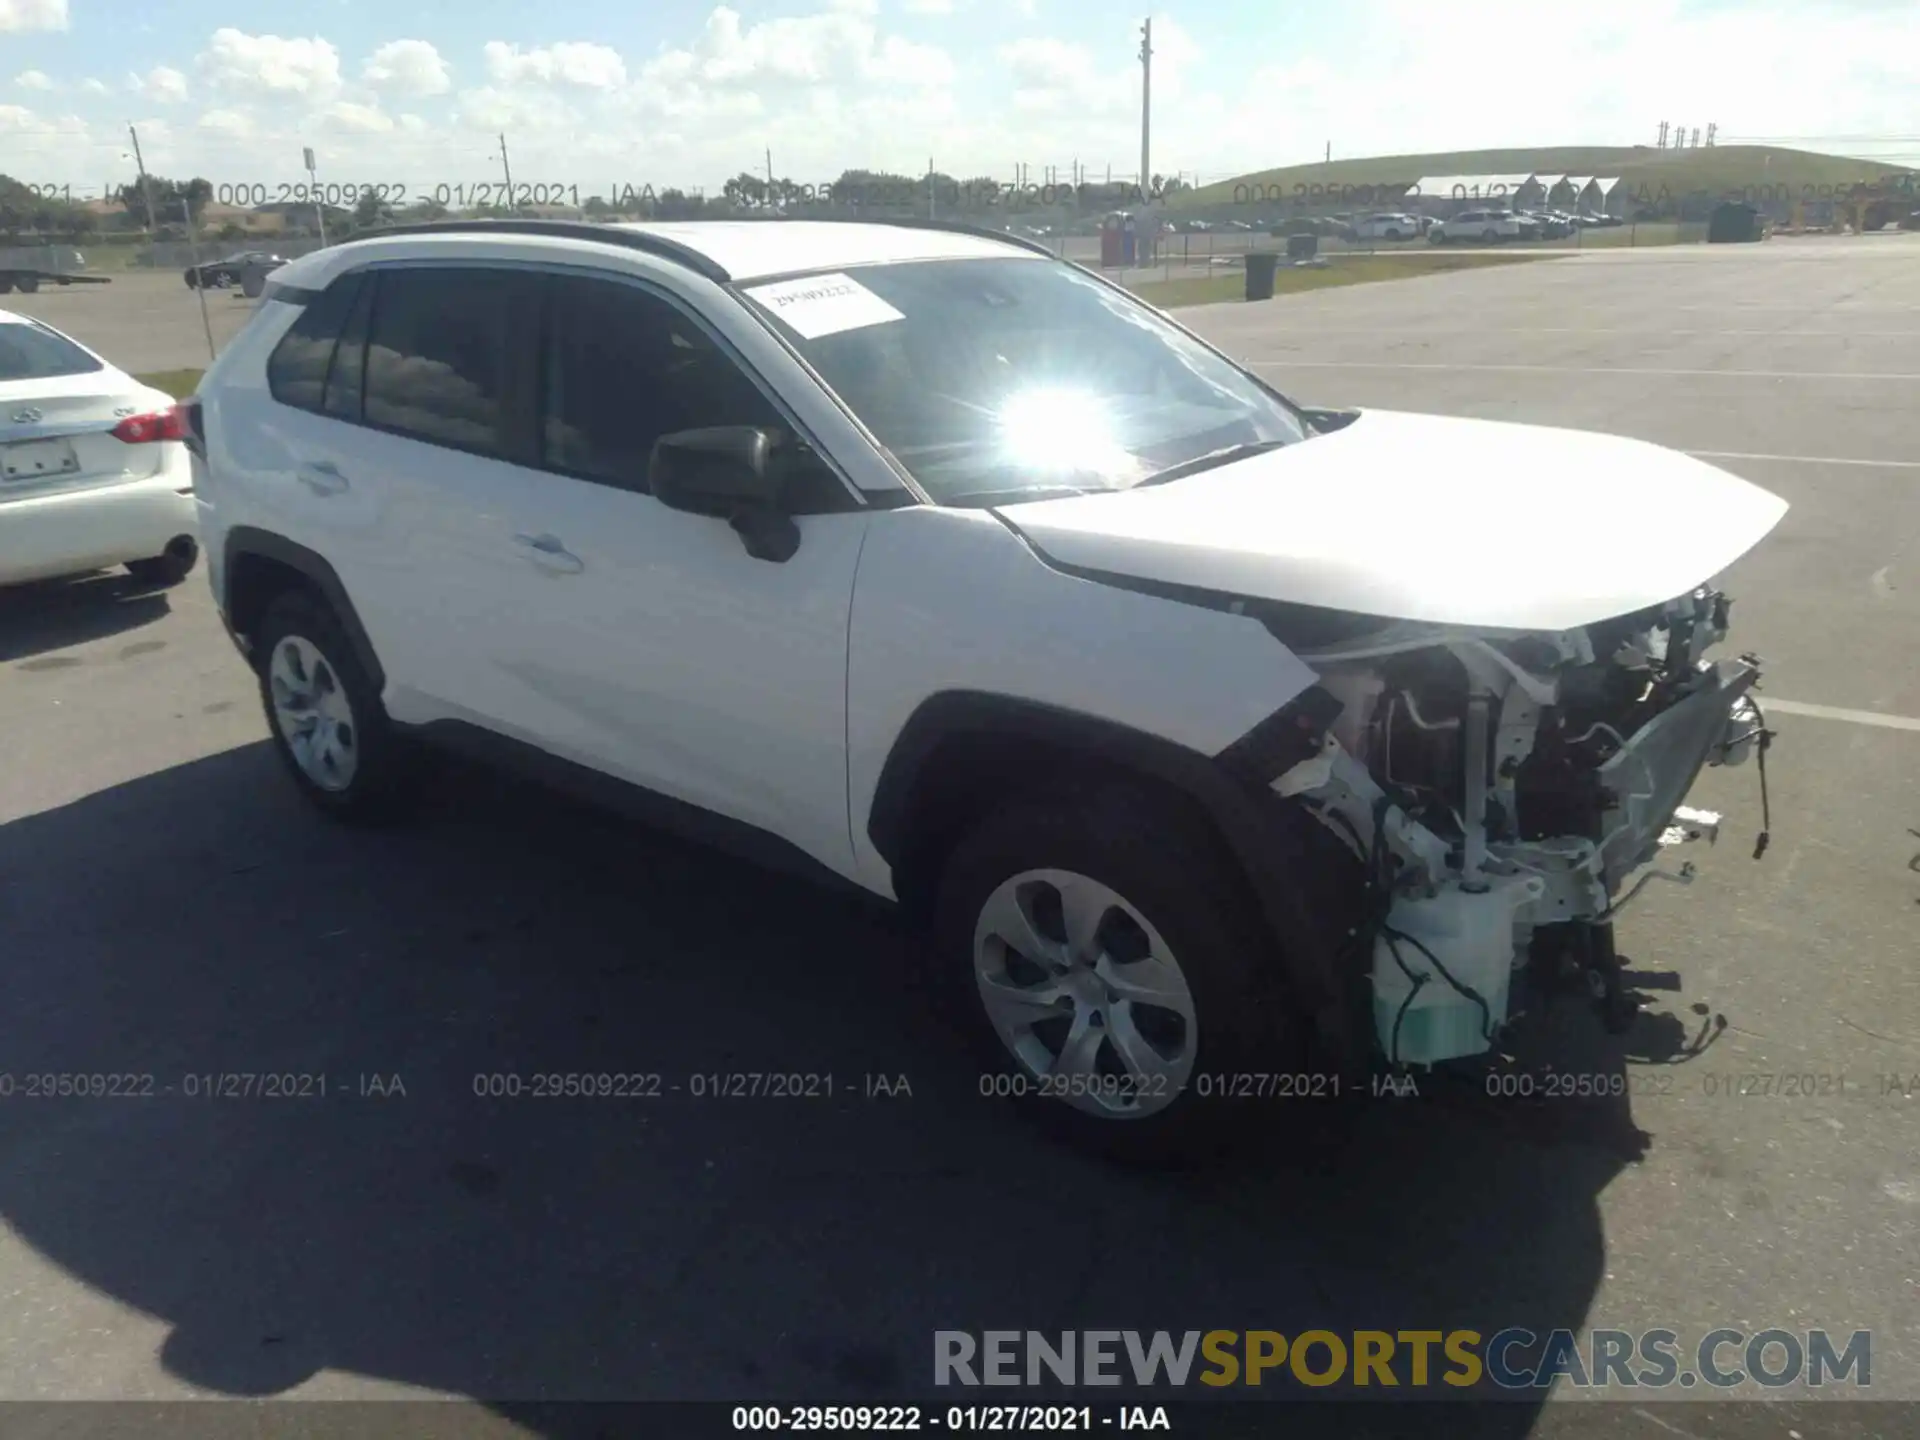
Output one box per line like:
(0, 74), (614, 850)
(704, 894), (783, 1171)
(867, 689), (1353, 1035)
(221, 526), (387, 691)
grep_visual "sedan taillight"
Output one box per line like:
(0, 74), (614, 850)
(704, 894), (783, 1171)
(111, 404), (189, 444)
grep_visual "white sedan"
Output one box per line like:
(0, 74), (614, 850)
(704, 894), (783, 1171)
(0, 309), (198, 588)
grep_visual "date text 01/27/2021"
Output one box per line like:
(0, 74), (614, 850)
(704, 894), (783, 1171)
(729, 1405), (1169, 1432)
(0, 1073), (405, 1099)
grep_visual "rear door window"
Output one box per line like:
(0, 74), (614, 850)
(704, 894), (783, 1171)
(362, 267), (535, 460)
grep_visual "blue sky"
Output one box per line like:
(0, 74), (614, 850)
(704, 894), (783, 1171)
(4, 0), (1918, 198)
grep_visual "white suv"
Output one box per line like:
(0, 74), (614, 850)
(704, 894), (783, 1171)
(1430, 209), (1536, 244)
(189, 219), (1785, 1155)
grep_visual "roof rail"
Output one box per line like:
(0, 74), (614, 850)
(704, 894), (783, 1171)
(350, 218), (732, 283)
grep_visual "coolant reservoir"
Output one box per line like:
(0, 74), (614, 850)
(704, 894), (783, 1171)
(1371, 874), (1545, 1066)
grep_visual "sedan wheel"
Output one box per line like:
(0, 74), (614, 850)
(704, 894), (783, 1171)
(973, 868), (1199, 1119)
(268, 634), (359, 792)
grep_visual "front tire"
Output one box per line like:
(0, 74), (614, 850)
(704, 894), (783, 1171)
(933, 785), (1318, 1162)
(255, 589), (413, 822)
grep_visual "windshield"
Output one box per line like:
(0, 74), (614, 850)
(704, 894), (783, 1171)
(0, 321), (104, 382)
(738, 257), (1309, 505)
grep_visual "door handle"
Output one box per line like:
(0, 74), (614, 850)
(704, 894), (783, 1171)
(513, 532), (585, 574)
(295, 461), (349, 496)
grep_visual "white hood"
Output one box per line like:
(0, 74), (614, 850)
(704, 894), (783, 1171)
(992, 410), (1789, 632)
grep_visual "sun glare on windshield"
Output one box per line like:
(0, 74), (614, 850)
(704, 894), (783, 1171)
(994, 387), (1139, 485)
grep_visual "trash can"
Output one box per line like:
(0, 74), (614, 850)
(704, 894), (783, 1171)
(1707, 202), (1762, 243)
(1286, 232), (1319, 262)
(1245, 251), (1279, 301)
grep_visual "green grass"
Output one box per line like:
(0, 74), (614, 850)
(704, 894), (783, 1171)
(1128, 252), (1552, 308)
(1173, 144), (1917, 212)
(136, 369), (204, 398)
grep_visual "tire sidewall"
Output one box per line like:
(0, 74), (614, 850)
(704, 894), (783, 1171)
(932, 791), (1314, 1159)
(254, 591), (403, 820)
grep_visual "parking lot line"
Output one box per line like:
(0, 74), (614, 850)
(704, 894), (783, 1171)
(1762, 698), (1920, 733)
(1688, 450), (1920, 470)
(1250, 360), (1920, 381)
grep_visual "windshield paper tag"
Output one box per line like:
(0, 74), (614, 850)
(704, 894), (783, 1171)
(743, 273), (905, 339)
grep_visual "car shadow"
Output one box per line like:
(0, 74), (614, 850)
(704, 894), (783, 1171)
(0, 742), (1664, 1434)
(0, 569), (175, 664)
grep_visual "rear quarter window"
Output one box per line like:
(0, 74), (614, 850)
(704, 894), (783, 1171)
(266, 272), (368, 413)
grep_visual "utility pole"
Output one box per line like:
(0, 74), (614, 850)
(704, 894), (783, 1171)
(1325, 141), (1331, 163)
(1138, 18), (1152, 200)
(1689, 127), (1700, 149)
(303, 146), (326, 245)
(1705, 122), (1717, 147)
(498, 133), (514, 209)
(1657, 120), (1669, 149)
(127, 123), (158, 234)
(765, 147), (774, 208)
(181, 196), (215, 361)
(928, 157), (936, 219)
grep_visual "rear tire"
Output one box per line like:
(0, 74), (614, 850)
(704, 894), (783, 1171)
(183, 270), (200, 289)
(932, 784), (1327, 1164)
(255, 589), (414, 823)
(13, 274), (37, 294)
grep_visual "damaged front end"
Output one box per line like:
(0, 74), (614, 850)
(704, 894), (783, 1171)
(1271, 587), (1772, 1067)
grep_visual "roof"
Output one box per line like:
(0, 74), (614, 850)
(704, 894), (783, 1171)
(285, 218), (1042, 291)
(608, 220), (1034, 281)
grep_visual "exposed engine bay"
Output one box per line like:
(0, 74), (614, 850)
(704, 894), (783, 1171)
(1270, 586), (1773, 1067)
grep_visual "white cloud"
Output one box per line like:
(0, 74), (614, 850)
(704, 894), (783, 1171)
(326, 100), (395, 133)
(637, 6), (954, 90)
(79, 77), (108, 95)
(198, 108), (253, 137)
(14, 69), (54, 91)
(453, 84), (580, 133)
(363, 39), (450, 97)
(483, 41), (627, 90)
(18, 0), (1915, 205)
(131, 66), (190, 104)
(998, 15), (1191, 123)
(199, 28), (342, 99)
(0, 0), (65, 33)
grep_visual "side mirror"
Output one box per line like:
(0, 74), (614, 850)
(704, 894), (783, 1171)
(649, 425), (800, 563)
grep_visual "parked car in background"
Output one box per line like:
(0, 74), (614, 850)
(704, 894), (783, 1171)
(1350, 213), (1422, 241)
(1429, 209), (1537, 244)
(184, 251), (289, 289)
(1579, 211), (1624, 228)
(1516, 210), (1572, 239)
(0, 308), (198, 588)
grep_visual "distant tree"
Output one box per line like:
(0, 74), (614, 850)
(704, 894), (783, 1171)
(722, 171), (769, 208)
(113, 175), (213, 225)
(351, 188), (395, 232)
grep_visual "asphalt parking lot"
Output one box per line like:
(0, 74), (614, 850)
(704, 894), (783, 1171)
(2, 242), (1917, 1437)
